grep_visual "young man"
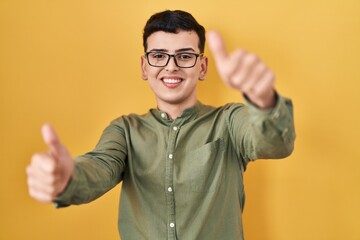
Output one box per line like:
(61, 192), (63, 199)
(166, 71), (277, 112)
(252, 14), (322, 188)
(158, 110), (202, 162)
(26, 10), (295, 239)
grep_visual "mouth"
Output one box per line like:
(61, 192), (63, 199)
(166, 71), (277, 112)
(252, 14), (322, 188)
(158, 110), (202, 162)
(161, 77), (184, 88)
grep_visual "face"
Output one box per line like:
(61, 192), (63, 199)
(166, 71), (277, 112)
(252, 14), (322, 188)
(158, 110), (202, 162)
(141, 30), (208, 110)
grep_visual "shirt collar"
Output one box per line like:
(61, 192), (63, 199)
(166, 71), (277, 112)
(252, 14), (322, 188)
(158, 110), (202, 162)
(150, 101), (204, 125)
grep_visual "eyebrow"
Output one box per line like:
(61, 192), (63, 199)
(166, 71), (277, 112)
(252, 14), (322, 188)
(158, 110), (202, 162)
(148, 48), (196, 53)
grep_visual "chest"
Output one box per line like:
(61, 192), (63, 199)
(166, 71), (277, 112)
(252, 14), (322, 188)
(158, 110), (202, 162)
(123, 119), (240, 193)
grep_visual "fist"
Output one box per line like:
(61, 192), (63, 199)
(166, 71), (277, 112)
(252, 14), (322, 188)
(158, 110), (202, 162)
(26, 124), (74, 203)
(207, 31), (276, 109)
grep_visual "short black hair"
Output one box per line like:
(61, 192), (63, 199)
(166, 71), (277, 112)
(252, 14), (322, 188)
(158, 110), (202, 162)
(143, 10), (206, 53)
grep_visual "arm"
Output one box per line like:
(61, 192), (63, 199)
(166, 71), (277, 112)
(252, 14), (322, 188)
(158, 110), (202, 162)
(207, 31), (295, 167)
(226, 94), (295, 168)
(26, 124), (75, 204)
(26, 122), (127, 207)
(207, 31), (277, 109)
(54, 122), (127, 207)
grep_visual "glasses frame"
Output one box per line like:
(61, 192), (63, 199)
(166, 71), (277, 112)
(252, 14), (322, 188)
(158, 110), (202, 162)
(145, 52), (204, 68)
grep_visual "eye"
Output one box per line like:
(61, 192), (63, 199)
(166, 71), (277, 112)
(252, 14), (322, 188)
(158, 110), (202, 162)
(176, 53), (195, 60)
(150, 53), (167, 59)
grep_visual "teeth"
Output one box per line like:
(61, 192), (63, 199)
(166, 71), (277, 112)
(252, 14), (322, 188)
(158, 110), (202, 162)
(163, 78), (181, 84)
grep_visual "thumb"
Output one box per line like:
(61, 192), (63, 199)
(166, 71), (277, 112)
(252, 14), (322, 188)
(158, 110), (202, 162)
(207, 30), (228, 63)
(41, 124), (66, 159)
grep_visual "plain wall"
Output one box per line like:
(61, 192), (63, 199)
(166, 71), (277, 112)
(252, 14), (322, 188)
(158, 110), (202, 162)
(1, 0), (359, 239)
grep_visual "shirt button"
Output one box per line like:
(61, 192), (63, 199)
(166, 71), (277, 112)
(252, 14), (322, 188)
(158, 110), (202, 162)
(273, 112), (280, 119)
(173, 126), (178, 131)
(161, 113), (166, 118)
(169, 154), (173, 159)
(170, 223), (175, 228)
(282, 128), (289, 137)
(167, 187), (173, 192)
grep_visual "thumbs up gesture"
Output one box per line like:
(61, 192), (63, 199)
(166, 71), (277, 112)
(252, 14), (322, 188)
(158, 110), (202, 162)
(207, 31), (276, 109)
(26, 124), (74, 203)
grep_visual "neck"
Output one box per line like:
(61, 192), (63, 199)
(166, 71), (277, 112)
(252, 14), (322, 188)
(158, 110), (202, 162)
(157, 99), (197, 120)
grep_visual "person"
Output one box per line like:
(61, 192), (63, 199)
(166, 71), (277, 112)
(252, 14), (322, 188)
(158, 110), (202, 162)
(26, 10), (295, 239)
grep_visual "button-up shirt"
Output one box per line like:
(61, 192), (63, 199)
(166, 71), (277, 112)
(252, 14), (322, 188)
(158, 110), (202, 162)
(55, 96), (295, 240)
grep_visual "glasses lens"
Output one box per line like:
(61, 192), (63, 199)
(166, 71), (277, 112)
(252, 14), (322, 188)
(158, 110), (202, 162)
(147, 52), (200, 68)
(147, 52), (169, 67)
(175, 53), (197, 68)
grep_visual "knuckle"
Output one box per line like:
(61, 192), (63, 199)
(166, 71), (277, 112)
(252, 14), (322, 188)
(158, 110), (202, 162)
(30, 153), (40, 164)
(31, 153), (39, 159)
(26, 176), (34, 187)
(47, 162), (56, 174)
(230, 78), (243, 89)
(31, 152), (47, 164)
(28, 187), (38, 198)
(230, 49), (246, 61)
(39, 196), (51, 204)
(256, 62), (267, 72)
(31, 190), (52, 203)
(25, 166), (32, 176)
(244, 53), (258, 65)
(267, 71), (275, 80)
(271, 71), (275, 79)
(233, 49), (245, 56)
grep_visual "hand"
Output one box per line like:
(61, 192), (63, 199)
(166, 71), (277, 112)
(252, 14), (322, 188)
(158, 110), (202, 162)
(26, 124), (74, 203)
(207, 31), (276, 109)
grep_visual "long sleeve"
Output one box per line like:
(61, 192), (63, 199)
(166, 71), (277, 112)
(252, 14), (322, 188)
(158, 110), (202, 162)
(226, 94), (295, 170)
(54, 122), (127, 207)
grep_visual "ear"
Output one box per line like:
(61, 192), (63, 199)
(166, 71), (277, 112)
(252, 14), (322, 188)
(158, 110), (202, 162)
(141, 56), (148, 80)
(199, 56), (208, 81)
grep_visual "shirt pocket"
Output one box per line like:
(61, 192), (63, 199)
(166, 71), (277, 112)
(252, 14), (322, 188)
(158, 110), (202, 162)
(190, 138), (225, 193)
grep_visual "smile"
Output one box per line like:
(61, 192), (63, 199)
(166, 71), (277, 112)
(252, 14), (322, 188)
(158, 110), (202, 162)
(161, 77), (184, 88)
(162, 78), (182, 84)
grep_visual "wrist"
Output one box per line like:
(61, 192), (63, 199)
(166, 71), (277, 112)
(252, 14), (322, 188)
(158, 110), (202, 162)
(245, 89), (276, 109)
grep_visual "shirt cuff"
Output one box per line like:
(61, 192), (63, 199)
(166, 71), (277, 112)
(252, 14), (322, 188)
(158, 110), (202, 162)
(244, 92), (295, 142)
(53, 163), (80, 208)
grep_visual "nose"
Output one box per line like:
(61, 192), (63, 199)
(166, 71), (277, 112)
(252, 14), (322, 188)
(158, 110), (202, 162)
(165, 56), (179, 71)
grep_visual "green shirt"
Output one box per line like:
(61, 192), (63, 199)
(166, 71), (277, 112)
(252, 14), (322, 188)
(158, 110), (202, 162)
(55, 96), (295, 240)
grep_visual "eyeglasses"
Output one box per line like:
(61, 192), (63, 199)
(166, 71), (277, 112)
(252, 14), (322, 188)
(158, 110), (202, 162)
(145, 52), (203, 68)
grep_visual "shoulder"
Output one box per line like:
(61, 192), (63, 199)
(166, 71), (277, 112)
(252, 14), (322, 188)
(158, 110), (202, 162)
(109, 111), (155, 129)
(111, 111), (151, 123)
(193, 102), (248, 124)
(198, 102), (246, 112)
(209, 103), (248, 117)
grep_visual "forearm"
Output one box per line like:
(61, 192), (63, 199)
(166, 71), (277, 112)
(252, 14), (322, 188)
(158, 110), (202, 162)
(54, 156), (124, 207)
(245, 94), (295, 160)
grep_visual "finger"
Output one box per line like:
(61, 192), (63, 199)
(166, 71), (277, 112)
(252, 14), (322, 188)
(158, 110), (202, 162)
(27, 174), (56, 197)
(251, 71), (276, 98)
(228, 52), (258, 90)
(41, 124), (64, 158)
(28, 187), (54, 203)
(217, 49), (247, 87)
(241, 61), (268, 94)
(226, 49), (247, 81)
(27, 166), (54, 201)
(30, 152), (56, 174)
(27, 161), (57, 187)
(207, 30), (228, 62)
(27, 157), (64, 199)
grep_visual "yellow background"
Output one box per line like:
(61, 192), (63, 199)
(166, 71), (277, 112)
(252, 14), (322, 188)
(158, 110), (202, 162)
(1, 0), (359, 239)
